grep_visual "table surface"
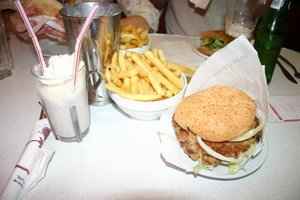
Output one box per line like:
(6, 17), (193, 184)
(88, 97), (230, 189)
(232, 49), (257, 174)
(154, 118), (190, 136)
(1, 34), (300, 200)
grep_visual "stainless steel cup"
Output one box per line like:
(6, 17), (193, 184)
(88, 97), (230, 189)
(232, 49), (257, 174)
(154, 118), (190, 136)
(0, 12), (13, 80)
(60, 2), (121, 106)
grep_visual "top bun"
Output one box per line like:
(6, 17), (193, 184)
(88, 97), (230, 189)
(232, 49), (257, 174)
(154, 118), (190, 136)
(24, 0), (63, 17)
(174, 85), (256, 142)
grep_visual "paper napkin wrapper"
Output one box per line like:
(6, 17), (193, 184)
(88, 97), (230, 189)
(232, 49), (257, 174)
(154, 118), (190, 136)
(159, 35), (269, 173)
(0, 119), (56, 200)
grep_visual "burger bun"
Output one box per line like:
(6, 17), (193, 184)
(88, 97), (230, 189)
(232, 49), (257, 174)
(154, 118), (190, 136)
(174, 85), (256, 142)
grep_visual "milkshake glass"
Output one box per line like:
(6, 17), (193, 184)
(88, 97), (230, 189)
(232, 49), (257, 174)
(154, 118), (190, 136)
(31, 54), (90, 142)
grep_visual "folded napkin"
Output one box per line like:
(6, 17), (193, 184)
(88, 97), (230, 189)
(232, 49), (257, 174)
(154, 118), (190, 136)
(30, 15), (65, 39)
(189, 0), (211, 9)
(0, 119), (56, 200)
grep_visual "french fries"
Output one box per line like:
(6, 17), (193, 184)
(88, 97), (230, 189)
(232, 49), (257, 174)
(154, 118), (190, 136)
(152, 48), (196, 76)
(97, 29), (116, 69)
(105, 48), (194, 101)
(104, 45), (197, 102)
(120, 24), (149, 50)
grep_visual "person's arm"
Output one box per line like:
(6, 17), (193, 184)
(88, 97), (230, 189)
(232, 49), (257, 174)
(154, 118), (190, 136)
(7, 6), (66, 42)
(1, 0), (66, 42)
(117, 0), (160, 32)
(3, 6), (48, 41)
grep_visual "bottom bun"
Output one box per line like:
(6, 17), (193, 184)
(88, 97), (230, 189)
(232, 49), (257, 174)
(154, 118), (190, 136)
(196, 46), (214, 57)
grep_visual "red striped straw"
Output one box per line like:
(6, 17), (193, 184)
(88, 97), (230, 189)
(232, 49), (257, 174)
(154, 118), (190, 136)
(73, 5), (98, 88)
(15, 0), (46, 74)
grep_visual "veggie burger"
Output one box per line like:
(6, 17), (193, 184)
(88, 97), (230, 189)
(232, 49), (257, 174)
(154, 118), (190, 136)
(172, 85), (266, 174)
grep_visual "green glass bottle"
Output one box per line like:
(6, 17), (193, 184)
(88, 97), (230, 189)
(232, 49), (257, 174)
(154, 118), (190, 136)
(254, 0), (291, 84)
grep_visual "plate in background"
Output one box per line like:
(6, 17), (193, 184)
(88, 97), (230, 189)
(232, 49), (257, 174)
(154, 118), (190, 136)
(192, 39), (210, 59)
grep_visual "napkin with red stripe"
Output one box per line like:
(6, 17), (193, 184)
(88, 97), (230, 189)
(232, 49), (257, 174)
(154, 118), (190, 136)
(0, 119), (56, 200)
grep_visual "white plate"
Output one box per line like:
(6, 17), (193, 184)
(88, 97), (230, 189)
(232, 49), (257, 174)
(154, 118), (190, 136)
(40, 39), (70, 57)
(192, 39), (209, 59)
(158, 108), (269, 180)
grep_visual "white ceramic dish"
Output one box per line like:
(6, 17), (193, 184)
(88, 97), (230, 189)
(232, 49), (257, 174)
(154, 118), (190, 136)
(192, 39), (210, 59)
(158, 108), (269, 180)
(109, 74), (187, 120)
(40, 39), (70, 57)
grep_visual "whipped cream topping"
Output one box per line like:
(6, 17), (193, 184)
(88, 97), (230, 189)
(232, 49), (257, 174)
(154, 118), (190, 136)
(43, 54), (84, 79)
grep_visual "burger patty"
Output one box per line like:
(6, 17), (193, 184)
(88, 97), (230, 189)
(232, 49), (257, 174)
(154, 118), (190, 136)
(172, 117), (262, 166)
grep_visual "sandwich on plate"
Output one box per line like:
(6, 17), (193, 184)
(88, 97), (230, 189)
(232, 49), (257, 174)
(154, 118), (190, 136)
(197, 30), (234, 57)
(172, 85), (266, 174)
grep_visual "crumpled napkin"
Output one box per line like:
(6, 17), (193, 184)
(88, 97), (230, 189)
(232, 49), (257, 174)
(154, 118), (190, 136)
(189, 0), (211, 9)
(29, 15), (65, 39)
(0, 119), (56, 200)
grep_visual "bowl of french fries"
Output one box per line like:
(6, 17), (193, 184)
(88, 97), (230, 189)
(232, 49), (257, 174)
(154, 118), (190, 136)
(105, 48), (195, 120)
(119, 24), (150, 54)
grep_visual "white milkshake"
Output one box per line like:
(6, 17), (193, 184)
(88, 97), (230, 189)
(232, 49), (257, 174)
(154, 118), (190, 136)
(32, 54), (90, 142)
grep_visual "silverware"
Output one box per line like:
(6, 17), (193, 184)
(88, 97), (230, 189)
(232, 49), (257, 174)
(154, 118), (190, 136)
(278, 55), (300, 79)
(277, 60), (298, 84)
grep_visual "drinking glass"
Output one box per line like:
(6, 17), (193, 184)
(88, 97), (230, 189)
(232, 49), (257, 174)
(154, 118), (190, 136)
(32, 62), (90, 142)
(226, 0), (265, 39)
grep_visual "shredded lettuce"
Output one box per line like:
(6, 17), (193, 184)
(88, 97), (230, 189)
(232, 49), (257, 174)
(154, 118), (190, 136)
(193, 156), (214, 174)
(228, 143), (257, 174)
(201, 37), (225, 51)
(193, 142), (262, 175)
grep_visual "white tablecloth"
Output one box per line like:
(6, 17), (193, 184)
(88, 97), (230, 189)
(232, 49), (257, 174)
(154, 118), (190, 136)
(0, 34), (300, 200)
